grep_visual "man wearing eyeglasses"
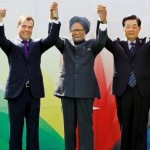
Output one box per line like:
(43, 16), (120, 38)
(50, 2), (107, 150)
(97, 4), (150, 150)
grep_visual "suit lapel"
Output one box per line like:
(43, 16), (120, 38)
(133, 38), (145, 56)
(13, 37), (27, 60)
(13, 37), (33, 62)
(120, 38), (145, 60)
(120, 40), (133, 60)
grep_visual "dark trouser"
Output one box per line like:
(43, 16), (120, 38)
(116, 85), (150, 150)
(61, 97), (94, 150)
(8, 87), (40, 150)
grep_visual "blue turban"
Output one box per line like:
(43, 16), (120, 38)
(69, 16), (90, 34)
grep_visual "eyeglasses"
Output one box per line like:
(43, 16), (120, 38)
(71, 29), (85, 34)
(124, 24), (139, 30)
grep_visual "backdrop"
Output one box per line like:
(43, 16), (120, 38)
(0, 0), (150, 149)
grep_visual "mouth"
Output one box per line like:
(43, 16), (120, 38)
(129, 32), (134, 35)
(129, 33), (135, 36)
(74, 35), (82, 38)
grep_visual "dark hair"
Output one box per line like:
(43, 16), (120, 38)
(122, 15), (141, 27)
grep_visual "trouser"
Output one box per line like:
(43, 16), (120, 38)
(116, 85), (150, 150)
(8, 87), (40, 150)
(61, 97), (94, 150)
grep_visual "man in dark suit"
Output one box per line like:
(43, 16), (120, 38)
(97, 4), (150, 150)
(50, 3), (107, 150)
(0, 4), (60, 150)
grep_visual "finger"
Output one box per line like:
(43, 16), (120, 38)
(52, 2), (58, 6)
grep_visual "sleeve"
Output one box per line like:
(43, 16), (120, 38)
(0, 25), (11, 55)
(48, 21), (65, 54)
(40, 22), (61, 53)
(92, 20), (108, 56)
(95, 20), (114, 54)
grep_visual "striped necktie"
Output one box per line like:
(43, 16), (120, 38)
(128, 42), (136, 87)
(129, 42), (135, 55)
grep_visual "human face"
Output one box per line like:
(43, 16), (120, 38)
(123, 19), (141, 42)
(17, 19), (34, 41)
(70, 22), (86, 42)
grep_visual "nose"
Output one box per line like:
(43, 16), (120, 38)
(75, 31), (80, 34)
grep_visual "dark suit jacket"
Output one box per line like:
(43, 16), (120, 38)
(97, 21), (150, 96)
(54, 28), (107, 99)
(0, 22), (60, 99)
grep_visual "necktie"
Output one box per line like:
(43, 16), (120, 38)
(22, 40), (29, 59)
(128, 42), (136, 87)
(129, 42), (135, 55)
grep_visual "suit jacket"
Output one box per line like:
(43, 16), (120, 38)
(0, 22), (60, 99)
(54, 28), (107, 99)
(97, 21), (150, 96)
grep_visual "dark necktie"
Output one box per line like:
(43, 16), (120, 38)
(128, 42), (136, 87)
(22, 40), (29, 59)
(129, 42), (135, 55)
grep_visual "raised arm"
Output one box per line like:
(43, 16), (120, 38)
(97, 4), (107, 23)
(96, 4), (113, 52)
(40, 2), (61, 52)
(0, 7), (6, 22)
(50, 2), (64, 54)
(0, 7), (11, 54)
(92, 5), (108, 56)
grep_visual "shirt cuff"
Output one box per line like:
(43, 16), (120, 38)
(49, 19), (59, 24)
(52, 19), (59, 24)
(99, 23), (107, 31)
(0, 22), (4, 26)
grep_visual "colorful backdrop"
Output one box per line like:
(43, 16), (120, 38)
(0, 0), (150, 149)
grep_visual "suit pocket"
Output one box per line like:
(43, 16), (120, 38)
(79, 46), (92, 56)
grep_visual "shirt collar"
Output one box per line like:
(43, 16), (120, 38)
(17, 36), (29, 43)
(128, 40), (136, 47)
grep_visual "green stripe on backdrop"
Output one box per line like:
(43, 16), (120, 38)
(0, 112), (64, 150)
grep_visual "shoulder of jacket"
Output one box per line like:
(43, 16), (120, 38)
(60, 36), (70, 43)
(136, 37), (150, 45)
(143, 37), (150, 44)
(113, 37), (120, 41)
(62, 36), (69, 40)
(30, 39), (36, 42)
(113, 37), (126, 43)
